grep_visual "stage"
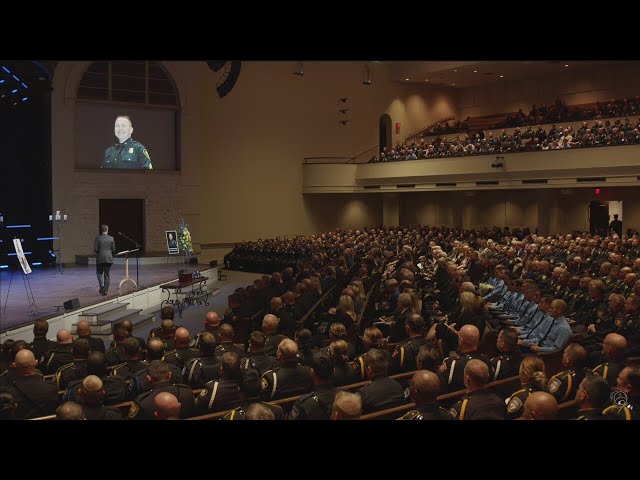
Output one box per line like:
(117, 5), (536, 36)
(0, 262), (215, 334)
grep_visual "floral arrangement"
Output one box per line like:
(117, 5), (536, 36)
(177, 218), (193, 257)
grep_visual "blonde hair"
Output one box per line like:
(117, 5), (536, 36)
(519, 355), (547, 389)
(339, 295), (356, 322)
(330, 340), (349, 364)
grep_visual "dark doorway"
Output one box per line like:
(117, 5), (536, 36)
(379, 114), (392, 154)
(589, 201), (608, 236)
(99, 199), (145, 253)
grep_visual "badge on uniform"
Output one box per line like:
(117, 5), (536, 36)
(261, 378), (269, 390)
(128, 402), (139, 418)
(129, 147), (134, 154)
(549, 378), (561, 393)
(200, 388), (208, 397)
(507, 396), (523, 413)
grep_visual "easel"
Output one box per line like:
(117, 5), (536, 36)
(2, 268), (39, 316)
(117, 248), (139, 293)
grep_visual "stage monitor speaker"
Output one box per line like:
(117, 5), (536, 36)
(210, 260), (218, 268)
(64, 298), (80, 310)
(188, 257), (198, 264)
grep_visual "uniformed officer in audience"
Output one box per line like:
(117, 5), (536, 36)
(398, 370), (453, 420)
(357, 348), (407, 414)
(0, 349), (58, 419)
(55, 338), (90, 389)
(591, 333), (628, 387)
(505, 355), (547, 419)
(214, 324), (246, 359)
(572, 373), (611, 420)
(520, 391), (558, 420)
(182, 332), (222, 389)
(490, 328), (522, 381)
(331, 390), (362, 420)
(105, 321), (128, 366)
(439, 325), (492, 392)
(111, 337), (148, 380)
(289, 351), (340, 420)
(63, 351), (128, 405)
(604, 365), (640, 420)
(260, 339), (313, 401)
(191, 311), (222, 348)
(195, 351), (243, 414)
(352, 326), (388, 381)
(128, 338), (183, 397)
(29, 319), (57, 364)
(41, 329), (74, 374)
(449, 359), (505, 420)
(240, 331), (279, 378)
(76, 375), (123, 420)
(75, 319), (105, 353)
(128, 360), (195, 420)
(163, 327), (199, 370)
(262, 314), (287, 357)
(548, 343), (588, 403)
(153, 392), (181, 420)
(221, 369), (284, 420)
(390, 314), (429, 375)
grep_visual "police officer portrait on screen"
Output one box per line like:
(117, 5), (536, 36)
(102, 115), (153, 170)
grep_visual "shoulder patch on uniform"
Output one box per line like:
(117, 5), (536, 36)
(200, 388), (208, 397)
(548, 378), (561, 393)
(261, 377), (269, 390)
(507, 396), (523, 413)
(128, 402), (140, 418)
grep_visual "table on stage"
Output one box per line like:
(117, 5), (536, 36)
(160, 276), (209, 317)
(116, 248), (139, 292)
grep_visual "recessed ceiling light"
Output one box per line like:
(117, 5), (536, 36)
(564, 64), (569, 67)
(500, 75), (504, 78)
(473, 70), (478, 73)
(451, 83), (455, 86)
(453, 70), (457, 72)
(425, 79), (429, 82)
(405, 78), (409, 81)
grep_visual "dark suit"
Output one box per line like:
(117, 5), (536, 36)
(94, 232), (116, 293)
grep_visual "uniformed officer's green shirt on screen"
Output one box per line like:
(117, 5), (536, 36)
(102, 115), (153, 170)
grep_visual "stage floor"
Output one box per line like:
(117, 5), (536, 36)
(0, 263), (210, 332)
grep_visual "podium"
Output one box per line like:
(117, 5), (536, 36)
(116, 249), (139, 291)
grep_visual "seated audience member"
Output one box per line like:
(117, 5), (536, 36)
(398, 370), (453, 420)
(505, 355), (547, 419)
(548, 343), (588, 403)
(520, 391), (558, 420)
(357, 348), (407, 414)
(76, 375), (123, 420)
(449, 359), (505, 420)
(604, 365), (640, 420)
(55, 401), (85, 420)
(573, 373), (611, 420)
(154, 392), (182, 420)
(289, 352), (340, 420)
(331, 391), (362, 420)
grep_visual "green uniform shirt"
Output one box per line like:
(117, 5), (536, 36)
(102, 137), (152, 169)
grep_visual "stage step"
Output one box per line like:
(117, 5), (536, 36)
(93, 308), (143, 326)
(78, 302), (130, 319)
(74, 309), (157, 335)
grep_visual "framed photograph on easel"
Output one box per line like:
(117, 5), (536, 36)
(166, 230), (179, 255)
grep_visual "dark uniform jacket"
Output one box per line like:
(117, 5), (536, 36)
(573, 408), (609, 420)
(357, 376), (407, 414)
(183, 356), (222, 389)
(30, 337), (58, 362)
(240, 352), (279, 378)
(505, 383), (545, 420)
(64, 375), (128, 405)
(105, 343), (126, 366)
(260, 362), (313, 401)
(397, 403), (454, 420)
(83, 405), (123, 420)
(111, 359), (148, 380)
(222, 401), (285, 420)
(102, 137), (152, 169)
(0, 374), (59, 419)
(490, 350), (522, 381)
(55, 360), (88, 389)
(592, 360), (626, 388)
(194, 378), (243, 414)
(128, 380), (195, 420)
(352, 349), (392, 381)
(214, 342), (246, 359)
(332, 363), (360, 387)
(390, 336), (429, 374)
(450, 389), (506, 420)
(78, 335), (105, 353)
(603, 397), (639, 420)
(548, 368), (587, 403)
(128, 362), (184, 398)
(440, 352), (493, 393)
(41, 344), (74, 375)
(163, 348), (200, 370)
(289, 385), (340, 420)
(264, 334), (287, 357)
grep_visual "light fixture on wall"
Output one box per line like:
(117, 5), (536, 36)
(293, 61), (304, 76)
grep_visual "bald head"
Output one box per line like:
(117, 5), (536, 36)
(154, 392), (181, 419)
(57, 329), (72, 344)
(410, 370), (441, 405)
(82, 375), (103, 393)
(245, 402), (275, 420)
(262, 314), (279, 333)
(523, 391), (558, 420)
(14, 349), (37, 374)
(270, 296), (283, 311)
(205, 311), (220, 327)
(277, 338), (298, 361)
(604, 333), (628, 361)
(174, 327), (190, 348)
(78, 375), (105, 406)
(458, 325), (480, 352)
(76, 320), (91, 336)
(56, 401), (84, 420)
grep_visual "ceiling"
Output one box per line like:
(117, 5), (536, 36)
(387, 61), (623, 88)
